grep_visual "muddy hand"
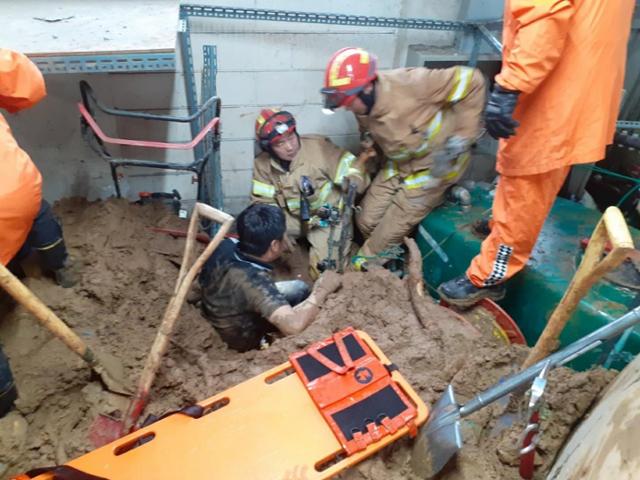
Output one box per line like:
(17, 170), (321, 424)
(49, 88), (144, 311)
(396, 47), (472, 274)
(313, 271), (342, 301)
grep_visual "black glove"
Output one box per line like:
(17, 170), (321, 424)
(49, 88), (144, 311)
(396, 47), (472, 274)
(485, 84), (520, 139)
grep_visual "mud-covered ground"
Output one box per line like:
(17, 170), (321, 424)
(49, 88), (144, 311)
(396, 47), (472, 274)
(0, 199), (616, 479)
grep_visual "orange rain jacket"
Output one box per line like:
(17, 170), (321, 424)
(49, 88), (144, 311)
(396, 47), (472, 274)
(496, 0), (635, 176)
(0, 49), (46, 265)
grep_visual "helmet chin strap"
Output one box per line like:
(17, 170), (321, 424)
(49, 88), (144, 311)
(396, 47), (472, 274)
(357, 81), (376, 115)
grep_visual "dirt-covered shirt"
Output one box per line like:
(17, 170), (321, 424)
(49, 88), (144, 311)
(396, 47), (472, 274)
(199, 238), (288, 352)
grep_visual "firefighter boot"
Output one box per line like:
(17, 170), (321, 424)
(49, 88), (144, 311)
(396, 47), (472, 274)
(438, 275), (506, 309)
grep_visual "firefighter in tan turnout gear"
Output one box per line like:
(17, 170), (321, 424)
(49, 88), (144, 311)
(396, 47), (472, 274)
(321, 47), (486, 271)
(251, 108), (370, 278)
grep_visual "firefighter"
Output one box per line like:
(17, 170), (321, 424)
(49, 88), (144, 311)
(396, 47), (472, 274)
(320, 47), (486, 271)
(438, 0), (635, 307)
(0, 48), (77, 287)
(251, 108), (371, 278)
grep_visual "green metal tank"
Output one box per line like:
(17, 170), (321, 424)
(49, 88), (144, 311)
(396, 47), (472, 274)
(416, 184), (640, 370)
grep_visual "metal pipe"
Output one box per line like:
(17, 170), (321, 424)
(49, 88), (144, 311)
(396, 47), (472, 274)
(460, 306), (640, 416)
(79, 80), (219, 123)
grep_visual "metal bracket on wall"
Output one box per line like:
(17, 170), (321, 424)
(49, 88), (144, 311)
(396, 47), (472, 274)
(31, 53), (176, 74)
(179, 12), (200, 155)
(476, 24), (503, 54)
(180, 4), (470, 31)
(179, 10), (224, 212)
(201, 45), (224, 211)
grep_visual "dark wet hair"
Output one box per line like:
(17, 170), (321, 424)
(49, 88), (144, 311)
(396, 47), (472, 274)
(236, 203), (286, 256)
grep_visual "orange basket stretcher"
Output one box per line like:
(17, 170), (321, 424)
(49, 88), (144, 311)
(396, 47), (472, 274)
(22, 328), (428, 480)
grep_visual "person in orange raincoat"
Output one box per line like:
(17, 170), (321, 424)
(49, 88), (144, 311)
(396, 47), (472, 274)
(439, 0), (635, 307)
(0, 49), (76, 287)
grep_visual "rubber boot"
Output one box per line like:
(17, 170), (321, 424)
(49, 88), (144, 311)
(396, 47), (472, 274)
(38, 241), (79, 288)
(53, 257), (80, 288)
(438, 275), (506, 308)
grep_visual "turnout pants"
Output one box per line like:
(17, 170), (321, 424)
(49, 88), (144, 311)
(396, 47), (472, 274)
(467, 166), (571, 287)
(356, 170), (459, 257)
(8, 200), (68, 273)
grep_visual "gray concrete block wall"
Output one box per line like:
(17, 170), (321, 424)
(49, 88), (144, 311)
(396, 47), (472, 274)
(7, 0), (464, 215)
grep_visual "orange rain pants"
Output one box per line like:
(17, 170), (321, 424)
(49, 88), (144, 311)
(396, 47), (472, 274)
(466, 0), (634, 287)
(0, 49), (46, 265)
(467, 167), (569, 286)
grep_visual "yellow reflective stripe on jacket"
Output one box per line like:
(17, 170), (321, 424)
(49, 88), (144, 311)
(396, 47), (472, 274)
(386, 149), (411, 162)
(286, 198), (301, 211)
(443, 151), (470, 181)
(403, 151), (470, 189)
(252, 179), (276, 198)
(334, 152), (357, 184)
(425, 110), (443, 140)
(383, 159), (399, 180)
(403, 169), (434, 189)
(446, 66), (474, 103)
(347, 166), (364, 178)
(386, 110), (444, 163)
(310, 181), (334, 209)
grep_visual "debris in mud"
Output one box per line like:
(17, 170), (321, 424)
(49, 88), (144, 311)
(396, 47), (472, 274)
(0, 199), (616, 479)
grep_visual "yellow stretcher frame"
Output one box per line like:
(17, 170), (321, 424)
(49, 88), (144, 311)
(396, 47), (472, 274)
(30, 331), (429, 480)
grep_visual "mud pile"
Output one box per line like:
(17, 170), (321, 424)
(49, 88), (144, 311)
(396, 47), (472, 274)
(0, 199), (615, 479)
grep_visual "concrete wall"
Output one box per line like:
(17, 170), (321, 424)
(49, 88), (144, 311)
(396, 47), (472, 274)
(6, 0), (464, 215)
(460, 0), (503, 21)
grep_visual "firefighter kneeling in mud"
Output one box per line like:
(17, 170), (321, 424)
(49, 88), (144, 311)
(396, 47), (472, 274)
(321, 47), (486, 271)
(251, 108), (373, 278)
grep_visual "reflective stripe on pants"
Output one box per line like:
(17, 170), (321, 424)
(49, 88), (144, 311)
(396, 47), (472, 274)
(355, 167), (463, 257)
(466, 166), (571, 287)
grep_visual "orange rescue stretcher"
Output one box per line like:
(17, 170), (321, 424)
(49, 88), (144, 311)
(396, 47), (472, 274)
(18, 328), (428, 480)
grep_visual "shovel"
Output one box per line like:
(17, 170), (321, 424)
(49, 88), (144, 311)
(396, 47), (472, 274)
(121, 203), (234, 435)
(522, 206), (635, 368)
(411, 304), (640, 478)
(0, 262), (129, 395)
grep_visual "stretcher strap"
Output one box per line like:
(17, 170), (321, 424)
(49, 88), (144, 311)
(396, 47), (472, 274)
(296, 332), (366, 381)
(307, 331), (355, 375)
(20, 466), (108, 480)
(140, 404), (204, 428)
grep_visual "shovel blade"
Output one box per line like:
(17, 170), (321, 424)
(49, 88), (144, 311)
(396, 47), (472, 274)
(91, 351), (132, 396)
(411, 384), (463, 478)
(89, 414), (124, 448)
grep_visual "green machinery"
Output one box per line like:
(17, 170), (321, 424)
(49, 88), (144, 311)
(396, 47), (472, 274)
(416, 184), (640, 370)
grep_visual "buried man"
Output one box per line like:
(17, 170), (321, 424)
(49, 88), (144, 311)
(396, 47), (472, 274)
(199, 203), (342, 352)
